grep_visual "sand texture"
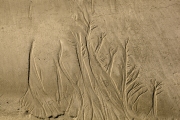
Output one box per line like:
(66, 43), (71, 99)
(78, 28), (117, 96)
(0, 0), (180, 120)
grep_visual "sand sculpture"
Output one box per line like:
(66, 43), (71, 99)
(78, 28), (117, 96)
(0, 0), (180, 120)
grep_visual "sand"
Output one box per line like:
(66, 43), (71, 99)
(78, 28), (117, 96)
(0, 0), (180, 120)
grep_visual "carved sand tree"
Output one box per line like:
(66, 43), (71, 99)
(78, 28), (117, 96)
(118, 40), (148, 119)
(146, 79), (163, 119)
(93, 34), (148, 119)
(20, 40), (65, 119)
(68, 2), (148, 119)
(20, 2), (148, 120)
(69, 4), (126, 120)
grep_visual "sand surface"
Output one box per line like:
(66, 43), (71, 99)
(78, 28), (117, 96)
(0, 0), (180, 120)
